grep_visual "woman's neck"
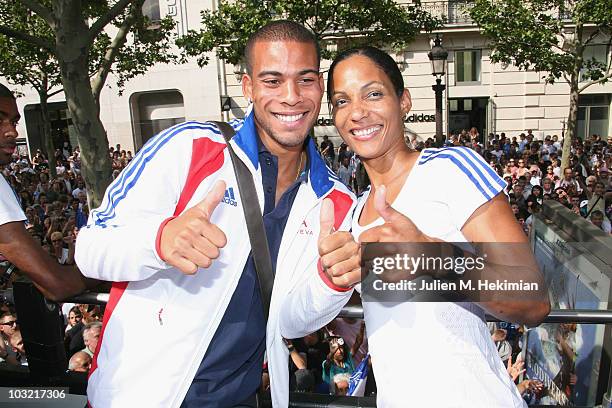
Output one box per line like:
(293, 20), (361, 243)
(362, 140), (414, 188)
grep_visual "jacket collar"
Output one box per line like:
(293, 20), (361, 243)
(233, 110), (334, 199)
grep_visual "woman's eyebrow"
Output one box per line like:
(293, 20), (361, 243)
(332, 81), (385, 97)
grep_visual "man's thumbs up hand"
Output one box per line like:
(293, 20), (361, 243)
(160, 180), (228, 275)
(318, 198), (361, 289)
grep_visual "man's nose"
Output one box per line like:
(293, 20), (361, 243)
(2, 122), (18, 139)
(281, 81), (301, 105)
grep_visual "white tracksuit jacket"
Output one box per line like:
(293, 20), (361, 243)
(75, 112), (356, 407)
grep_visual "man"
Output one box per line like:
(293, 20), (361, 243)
(75, 21), (357, 408)
(590, 210), (611, 233)
(68, 350), (91, 373)
(556, 167), (583, 193)
(0, 84), (94, 302)
(81, 321), (101, 358)
(8, 329), (26, 365)
(320, 135), (335, 167)
(0, 310), (19, 364)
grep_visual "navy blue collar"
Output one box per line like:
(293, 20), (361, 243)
(233, 111), (333, 198)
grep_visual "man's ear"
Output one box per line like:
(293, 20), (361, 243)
(242, 73), (253, 102)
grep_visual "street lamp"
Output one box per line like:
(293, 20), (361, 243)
(428, 34), (448, 147)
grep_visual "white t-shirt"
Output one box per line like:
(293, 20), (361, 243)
(352, 147), (525, 408)
(0, 175), (26, 226)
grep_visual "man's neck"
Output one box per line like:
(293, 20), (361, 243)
(256, 127), (306, 204)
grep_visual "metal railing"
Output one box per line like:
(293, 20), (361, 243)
(2, 289), (610, 324)
(420, 1), (475, 25)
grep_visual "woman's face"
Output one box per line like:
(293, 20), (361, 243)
(329, 54), (411, 160)
(68, 311), (81, 325)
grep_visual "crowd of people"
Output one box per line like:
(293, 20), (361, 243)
(1, 126), (610, 400)
(0, 143), (131, 373)
(319, 130), (612, 235)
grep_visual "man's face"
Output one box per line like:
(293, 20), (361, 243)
(9, 331), (24, 355)
(242, 40), (323, 150)
(84, 327), (100, 353)
(591, 214), (603, 227)
(564, 169), (573, 180)
(0, 314), (18, 336)
(0, 97), (19, 165)
(514, 185), (523, 195)
(335, 380), (349, 396)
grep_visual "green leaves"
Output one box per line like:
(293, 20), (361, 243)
(470, 0), (611, 86)
(176, 0), (442, 66)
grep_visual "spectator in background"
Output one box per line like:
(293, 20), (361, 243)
(81, 321), (102, 357)
(590, 210), (611, 233)
(50, 231), (75, 265)
(327, 318), (367, 366)
(65, 306), (82, 333)
(320, 135), (335, 168)
(557, 167), (582, 193)
(337, 157), (352, 188)
(332, 373), (350, 396)
(0, 310), (19, 365)
(8, 329), (26, 365)
(322, 337), (355, 392)
(68, 350), (91, 373)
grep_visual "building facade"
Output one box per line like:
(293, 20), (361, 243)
(4, 0), (611, 156)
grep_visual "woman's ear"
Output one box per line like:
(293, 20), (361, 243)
(400, 88), (412, 117)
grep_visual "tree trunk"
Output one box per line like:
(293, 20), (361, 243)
(38, 91), (57, 178)
(58, 56), (112, 209)
(54, 1), (112, 208)
(561, 24), (584, 173)
(561, 79), (579, 172)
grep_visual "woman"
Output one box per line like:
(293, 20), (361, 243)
(65, 306), (83, 333)
(321, 337), (354, 393)
(326, 46), (549, 407)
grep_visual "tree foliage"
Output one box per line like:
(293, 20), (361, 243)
(470, 0), (611, 85)
(177, 0), (441, 66)
(470, 0), (611, 168)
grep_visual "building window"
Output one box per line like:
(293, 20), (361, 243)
(130, 90), (185, 151)
(577, 94), (610, 139)
(580, 44), (609, 82)
(455, 50), (481, 83)
(142, 0), (161, 22)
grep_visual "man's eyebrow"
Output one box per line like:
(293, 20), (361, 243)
(257, 69), (320, 78)
(0, 109), (20, 120)
(298, 69), (319, 76)
(257, 70), (282, 78)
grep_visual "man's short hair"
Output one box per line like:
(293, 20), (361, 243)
(244, 20), (320, 75)
(83, 321), (102, 334)
(0, 84), (15, 99)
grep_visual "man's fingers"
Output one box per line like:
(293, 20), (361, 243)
(201, 222), (227, 249)
(196, 179), (227, 218)
(320, 237), (360, 269)
(180, 247), (213, 269)
(319, 198), (335, 241)
(319, 231), (357, 257)
(192, 235), (221, 260)
(330, 267), (361, 288)
(326, 255), (361, 278)
(173, 256), (198, 275)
